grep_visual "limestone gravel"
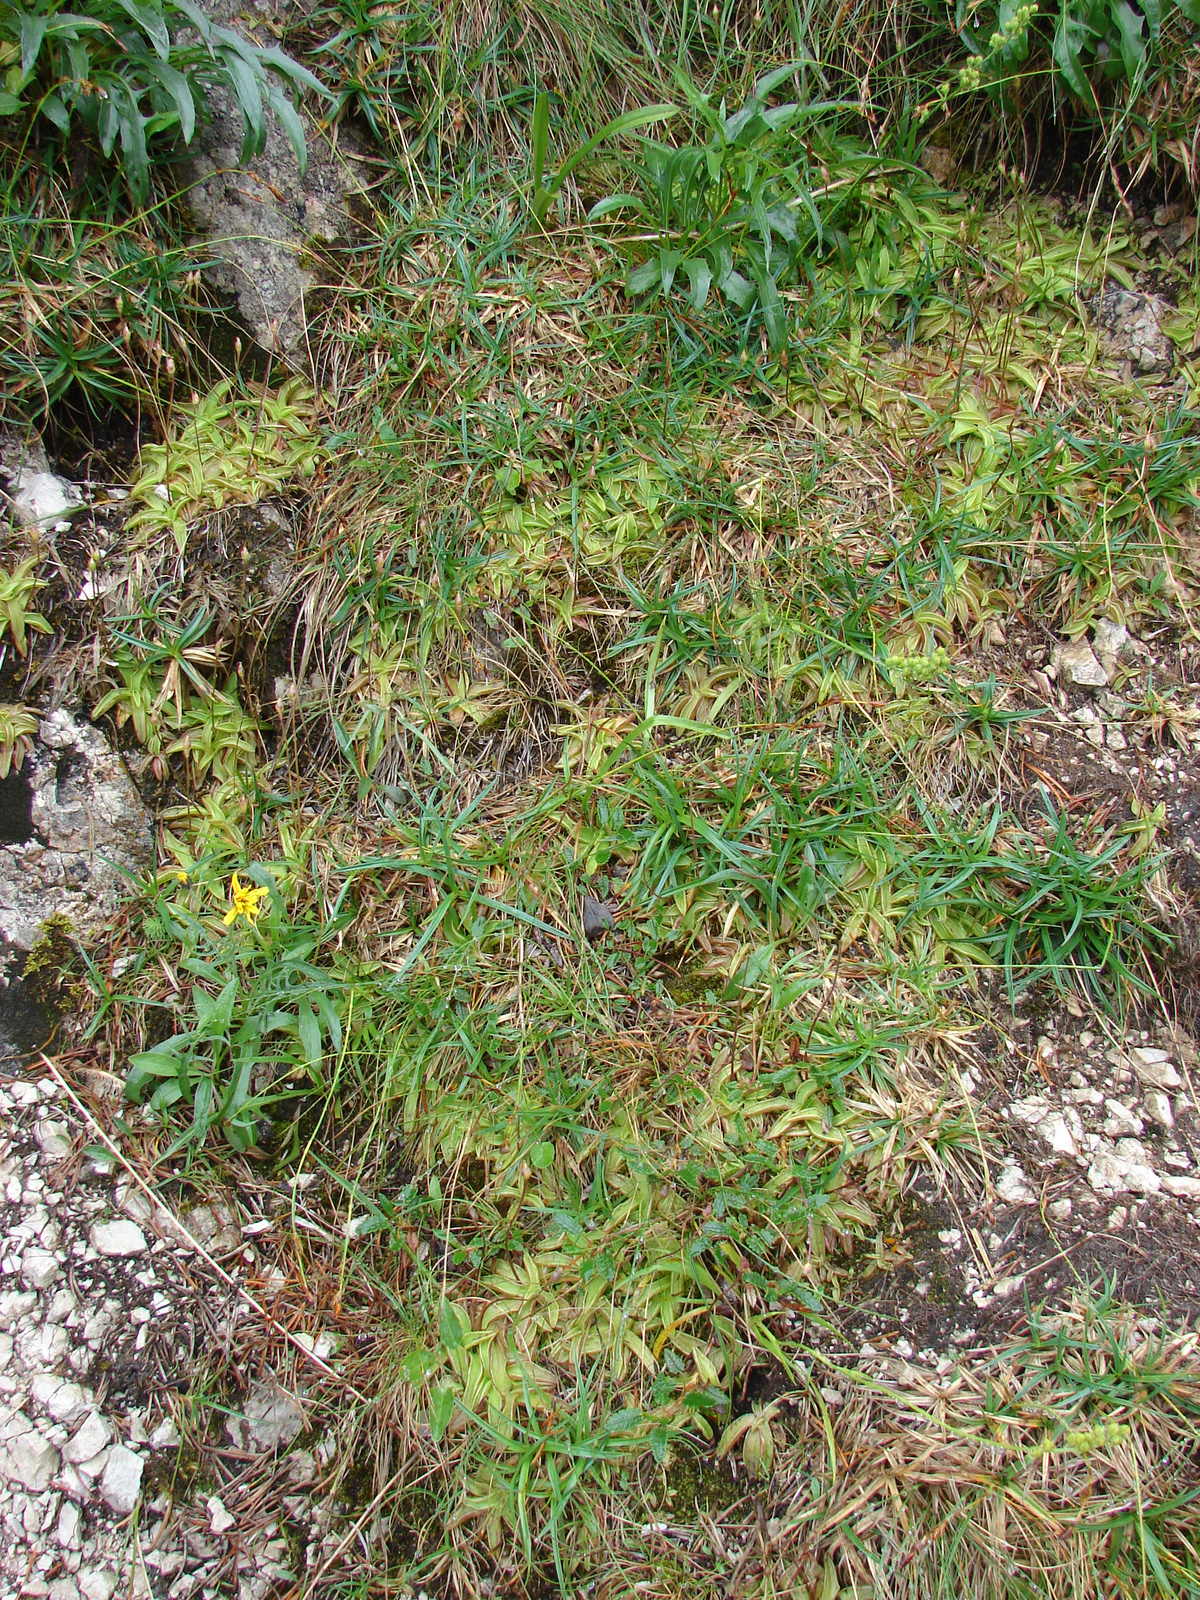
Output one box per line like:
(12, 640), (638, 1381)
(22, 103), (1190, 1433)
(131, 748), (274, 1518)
(0, 1071), (305, 1600)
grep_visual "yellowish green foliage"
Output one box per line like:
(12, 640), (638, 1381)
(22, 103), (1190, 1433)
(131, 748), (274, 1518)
(128, 379), (321, 554)
(0, 704), (37, 777)
(0, 558), (50, 656)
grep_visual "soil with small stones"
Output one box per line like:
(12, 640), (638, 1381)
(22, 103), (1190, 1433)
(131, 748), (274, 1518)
(0, 1063), (376, 1600)
(820, 611), (1200, 1375)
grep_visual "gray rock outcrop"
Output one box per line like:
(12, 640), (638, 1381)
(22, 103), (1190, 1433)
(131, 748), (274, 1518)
(183, 0), (369, 362)
(1092, 285), (1173, 374)
(0, 710), (152, 951)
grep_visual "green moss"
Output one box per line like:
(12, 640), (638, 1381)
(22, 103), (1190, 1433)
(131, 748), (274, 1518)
(21, 913), (83, 1017)
(338, 1453), (377, 1511)
(384, 1487), (442, 1568)
(661, 963), (716, 1005)
(146, 1446), (200, 1499)
(657, 1450), (743, 1515)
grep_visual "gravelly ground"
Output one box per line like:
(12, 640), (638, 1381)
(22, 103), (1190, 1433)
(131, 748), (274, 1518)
(0, 1069), (358, 1600)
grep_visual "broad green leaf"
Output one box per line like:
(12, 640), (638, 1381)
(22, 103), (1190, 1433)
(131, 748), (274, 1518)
(683, 255), (712, 310)
(20, 15), (47, 76)
(265, 80), (305, 172)
(549, 100), (676, 192)
(755, 268), (787, 351)
(221, 46), (264, 156)
(724, 102), (768, 143)
(722, 942), (775, 999)
(719, 266), (755, 311)
(64, 35), (89, 81)
(114, 0), (169, 60)
(529, 1139), (556, 1168)
(297, 998), (321, 1069)
(752, 195), (773, 271)
(1141, 0), (1163, 39)
(710, 235), (734, 283)
(143, 108), (180, 136)
(313, 990), (342, 1053)
(257, 43), (328, 97)
(1053, 7), (1094, 101)
(766, 202), (798, 243)
(540, 100), (677, 226)
(428, 1384), (454, 1442)
(659, 246), (682, 295)
(149, 55), (195, 142)
(752, 61), (805, 102)
(440, 1298), (464, 1351)
(792, 183), (823, 246)
(115, 84), (150, 204)
(587, 193), (645, 221)
(194, 975), (238, 1036)
(219, 1050), (253, 1126)
(1173, 0), (1200, 21)
(763, 101), (802, 136)
(191, 1073), (213, 1143)
(172, 0), (212, 44)
(605, 1408), (642, 1432)
(128, 1039), (187, 1088)
(403, 1348), (436, 1385)
(1111, 0), (1145, 80)
(530, 90), (549, 196)
(97, 82), (119, 154)
(0, 90), (24, 113)
(627, 257), (661, 295)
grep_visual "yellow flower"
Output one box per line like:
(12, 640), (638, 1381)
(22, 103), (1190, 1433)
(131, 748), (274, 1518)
(176, 871), (188, 883)
(223, 871), (268, 927)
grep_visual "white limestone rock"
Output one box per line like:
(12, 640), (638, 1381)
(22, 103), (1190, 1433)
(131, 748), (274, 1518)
(21, 1250), (62, 1292)
(0, 1418), (59, 1491)
(995, 1162), (1036, 1205)
(98, 1444), (143, 1515)
(1053, 636), (1108, 688)
(89, 1220), (146, 1257)
(1129, 1048), (1182, 1091)
(225, 1381), (306, 1454)
(62, 1411), (112, 1466)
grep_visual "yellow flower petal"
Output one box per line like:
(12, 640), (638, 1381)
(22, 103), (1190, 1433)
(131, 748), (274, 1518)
(224, 870), (269, 927)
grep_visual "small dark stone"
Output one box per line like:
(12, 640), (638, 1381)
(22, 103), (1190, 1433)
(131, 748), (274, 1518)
(581, 894), (616, 941)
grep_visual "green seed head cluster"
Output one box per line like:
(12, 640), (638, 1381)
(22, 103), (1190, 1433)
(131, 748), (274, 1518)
(990, 2), (1038, 51)
(1067, 1421), (1132, 1455)
(887, 645), (952, 684)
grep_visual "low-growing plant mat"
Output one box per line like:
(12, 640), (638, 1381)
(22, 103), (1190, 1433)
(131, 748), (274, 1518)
(14, 61), (1200, 1600)
(667, 1304), (1200, 1600)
